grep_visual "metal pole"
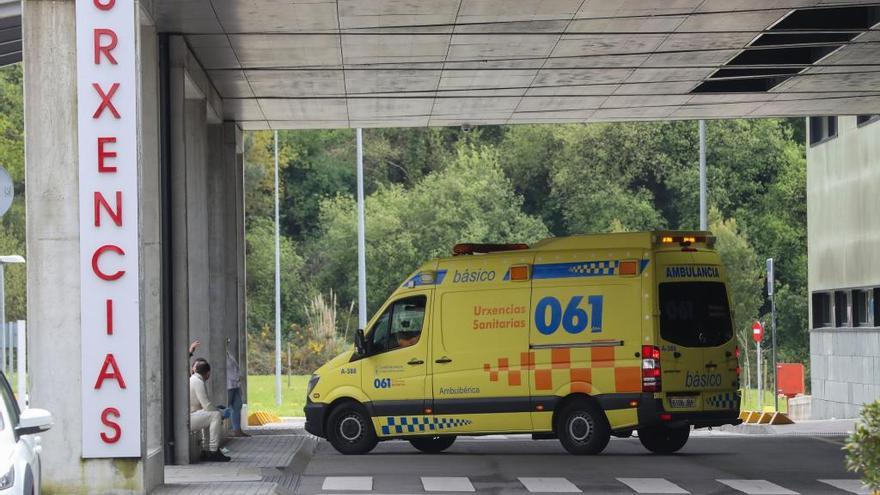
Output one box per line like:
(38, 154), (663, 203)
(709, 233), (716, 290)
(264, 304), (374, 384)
(699, 120), (707, 230)
(0, 317), (5, 377)
(16, 321), (25, 409)
(356, 129), (367, 330)
(274, 130), (282, 407)
(5, 323), (10, 379)
(0, 265), (5, 369)
(757, 340), (762, 411)
(287, 343), (291, 388)
(768, 258), (778, 411)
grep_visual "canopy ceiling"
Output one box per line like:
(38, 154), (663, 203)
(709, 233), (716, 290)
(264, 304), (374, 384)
(149, 0), (880, 129)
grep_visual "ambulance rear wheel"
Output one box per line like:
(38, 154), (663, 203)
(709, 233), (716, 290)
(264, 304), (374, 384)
(638, 426), (690, 454)
(409, 435), (456, 453)
(326, 403), (378, 455)
(556, 401), (611, 455)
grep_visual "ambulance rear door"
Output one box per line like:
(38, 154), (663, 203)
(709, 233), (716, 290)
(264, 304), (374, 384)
(656, 251), (737, 412)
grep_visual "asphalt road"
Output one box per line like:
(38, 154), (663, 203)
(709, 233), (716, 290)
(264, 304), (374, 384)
(291, 433), (866, 495)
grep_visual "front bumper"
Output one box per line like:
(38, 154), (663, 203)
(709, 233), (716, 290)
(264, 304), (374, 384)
(304, 399), (327, 438)
(637, 397), (742, 430)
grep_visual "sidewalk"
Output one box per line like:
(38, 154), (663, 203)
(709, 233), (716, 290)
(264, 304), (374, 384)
(719, 418), (856, 437)
(153, 430), (316, 495)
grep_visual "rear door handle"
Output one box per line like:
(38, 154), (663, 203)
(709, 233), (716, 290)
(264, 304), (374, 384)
(705, 363), (718, 369)
(408, 358), (424, 366)
(435, 357), (453, 364)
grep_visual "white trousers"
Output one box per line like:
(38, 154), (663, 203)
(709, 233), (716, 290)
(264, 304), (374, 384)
(190, 410), (222, 451)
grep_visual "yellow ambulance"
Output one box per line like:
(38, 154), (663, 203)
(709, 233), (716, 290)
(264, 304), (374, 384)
(304, 231), (741, 455)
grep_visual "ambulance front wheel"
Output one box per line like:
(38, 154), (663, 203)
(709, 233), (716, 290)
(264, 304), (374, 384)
(555, 400), (611, 455)
(326, 402), (378, 455)
(409, 435), (456, 454)
(637, 426), (690, 454)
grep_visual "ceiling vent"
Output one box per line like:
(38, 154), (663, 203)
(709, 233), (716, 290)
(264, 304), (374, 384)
(691, 5), (880, 94)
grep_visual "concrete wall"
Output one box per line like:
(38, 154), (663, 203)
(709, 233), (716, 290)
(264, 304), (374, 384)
(810, 329), (880, 419)
(807, 115), (880, 419)
(807, 116), (880, 292)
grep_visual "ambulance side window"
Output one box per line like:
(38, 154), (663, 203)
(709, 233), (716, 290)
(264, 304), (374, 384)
(368, 296), (426, 355)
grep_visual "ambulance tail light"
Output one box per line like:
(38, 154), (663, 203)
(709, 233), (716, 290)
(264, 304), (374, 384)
(641, 345), (662, 393)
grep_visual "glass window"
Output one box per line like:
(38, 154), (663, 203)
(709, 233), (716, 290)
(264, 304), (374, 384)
(834, 290), (849, 327)
(368, 296), (426, 353)
(875, 288), (880, 328)
(853, 290), (871, 327)
(809, 116), (838, 145)
(812, 292), (832, 328)
(0, 374), (18, 431)
(857, 115), (879, 127)
(659, 282), (733, 347)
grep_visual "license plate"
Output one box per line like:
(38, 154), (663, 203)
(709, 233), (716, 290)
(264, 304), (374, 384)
(668, 396), (697, 409)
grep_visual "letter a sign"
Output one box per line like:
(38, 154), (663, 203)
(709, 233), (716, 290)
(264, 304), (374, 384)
(76, 0), (141, 458)
(752, 321), (764, 343)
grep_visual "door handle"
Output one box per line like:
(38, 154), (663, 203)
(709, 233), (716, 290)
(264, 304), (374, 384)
(435, 356), (453, 364)
(705, 363), (718, 369)
(408, 358), (424, 366)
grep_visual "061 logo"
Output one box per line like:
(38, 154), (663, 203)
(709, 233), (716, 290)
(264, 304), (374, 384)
(373, 377), (403, 389)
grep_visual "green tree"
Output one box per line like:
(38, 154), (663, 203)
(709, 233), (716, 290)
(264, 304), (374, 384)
(245, 217), (309, 336)
(309, 144), (549, 317)
(0, 64), (25, 321)
(711, 212), (763, 388)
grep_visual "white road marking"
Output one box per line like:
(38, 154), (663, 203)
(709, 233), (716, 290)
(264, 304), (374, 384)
(818, 479), (871, 494)
(519, 477), (582, 493)
(717, 479), (799, 494)
(421, 476), (476, 492)
(617, 477), (690, 494)
(321, 476), (373, 491)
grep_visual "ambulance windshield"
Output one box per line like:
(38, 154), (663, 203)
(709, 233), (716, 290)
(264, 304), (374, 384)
(659, 282), (733, 347)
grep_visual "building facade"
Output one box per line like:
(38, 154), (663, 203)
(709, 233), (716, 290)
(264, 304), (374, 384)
(807, 115), (880, 419)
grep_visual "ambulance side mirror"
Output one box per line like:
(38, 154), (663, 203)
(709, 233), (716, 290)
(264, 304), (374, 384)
(354, 328), (368, 356)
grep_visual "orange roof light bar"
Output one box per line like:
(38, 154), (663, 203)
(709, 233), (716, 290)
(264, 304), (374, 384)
(656, 234), (716, 248)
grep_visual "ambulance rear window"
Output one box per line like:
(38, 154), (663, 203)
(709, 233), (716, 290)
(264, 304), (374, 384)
(659, 282), (733, 347)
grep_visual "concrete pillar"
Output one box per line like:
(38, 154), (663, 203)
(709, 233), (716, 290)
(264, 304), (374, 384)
(233, 126), (248, 404)
(168, 36), (243, 463)
(137, 15), (165, 492)
(207, 122), (247, 407)
(24, 1), (161, 492)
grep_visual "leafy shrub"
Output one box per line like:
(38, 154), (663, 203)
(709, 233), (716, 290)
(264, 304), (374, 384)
(845, 400), (880, 492)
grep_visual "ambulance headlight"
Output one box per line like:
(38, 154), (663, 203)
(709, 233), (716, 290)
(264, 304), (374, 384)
(306, 375), (320, 397)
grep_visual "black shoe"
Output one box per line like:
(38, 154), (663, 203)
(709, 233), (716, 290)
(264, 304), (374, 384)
(205, 450), (231, 462)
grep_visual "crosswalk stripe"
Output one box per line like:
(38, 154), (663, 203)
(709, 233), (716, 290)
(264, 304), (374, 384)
(617, 478), (690, 494)
(717, 479), (799, 495)
(322, 476), (373, 491)
(519, 477), (581, 493)
(818, 479), (871, 494)
(421, 476), (476, 492)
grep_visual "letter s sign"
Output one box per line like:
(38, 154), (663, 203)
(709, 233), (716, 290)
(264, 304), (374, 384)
(535, 296), (603, 335)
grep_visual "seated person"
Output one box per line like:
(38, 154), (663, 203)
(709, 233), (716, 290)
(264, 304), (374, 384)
(395, 330), (421, 348)
(189, 361), (231, 462)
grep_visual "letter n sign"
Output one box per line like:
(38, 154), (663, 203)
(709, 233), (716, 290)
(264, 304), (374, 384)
(75, 0), (141, 458)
